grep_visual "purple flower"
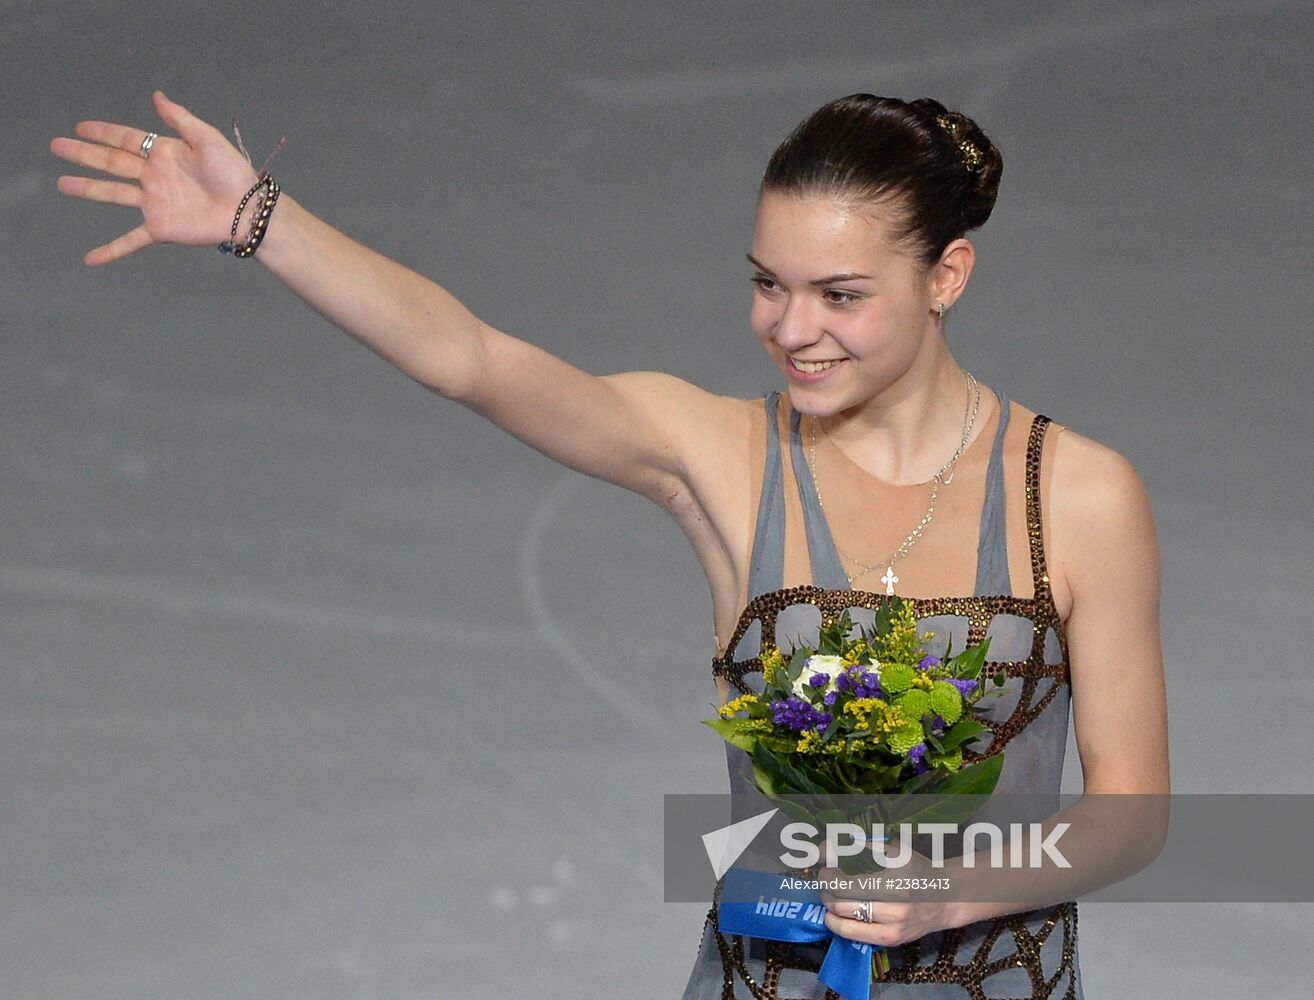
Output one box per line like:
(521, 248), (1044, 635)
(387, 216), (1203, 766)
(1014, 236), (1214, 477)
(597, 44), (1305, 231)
(836, 666), (882, 699)
(807, 672), (831, 688)
(856, 676), (883, 699)
(931, 714), (946, 736)
(770, 697), (833, 733)
(907, 742), (930, 775)
(917, 655), (942, 671)
(823, 691), (839, 706)
(948, 678), (978, 696)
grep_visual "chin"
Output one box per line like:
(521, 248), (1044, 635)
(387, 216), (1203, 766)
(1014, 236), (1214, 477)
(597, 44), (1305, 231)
(783, 383), (846, 416)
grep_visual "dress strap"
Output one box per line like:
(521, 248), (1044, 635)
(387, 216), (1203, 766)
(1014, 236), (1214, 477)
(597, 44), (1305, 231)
(973, 393), (1013, 595)
(746, 391), (786, 599)
(787, 405), (850, 590)
(1024, 414), (1056, 602)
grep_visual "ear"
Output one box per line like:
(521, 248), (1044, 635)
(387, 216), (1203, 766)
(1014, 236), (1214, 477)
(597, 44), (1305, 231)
(928, 238), (976, 314)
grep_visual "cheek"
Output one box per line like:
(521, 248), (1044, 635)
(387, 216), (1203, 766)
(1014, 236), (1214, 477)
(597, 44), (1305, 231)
(827, 313), (884, 357)
(749, 298), (779, 340)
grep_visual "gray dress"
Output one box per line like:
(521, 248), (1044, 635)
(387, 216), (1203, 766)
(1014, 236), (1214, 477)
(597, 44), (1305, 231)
(681, 390), (1083, 1000)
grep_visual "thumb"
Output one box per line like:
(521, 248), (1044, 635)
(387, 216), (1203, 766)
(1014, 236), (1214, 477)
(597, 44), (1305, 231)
(153, 89), (214, 146)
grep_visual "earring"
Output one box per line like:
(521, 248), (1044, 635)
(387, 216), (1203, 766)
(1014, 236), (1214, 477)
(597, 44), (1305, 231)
(938, 302), (946, 320)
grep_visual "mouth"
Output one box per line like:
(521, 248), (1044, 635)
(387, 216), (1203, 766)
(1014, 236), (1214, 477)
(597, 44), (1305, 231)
(788, 355), (849, 376)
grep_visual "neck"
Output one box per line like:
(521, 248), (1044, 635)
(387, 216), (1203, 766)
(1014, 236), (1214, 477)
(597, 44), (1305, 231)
(814, 346), (988, 486)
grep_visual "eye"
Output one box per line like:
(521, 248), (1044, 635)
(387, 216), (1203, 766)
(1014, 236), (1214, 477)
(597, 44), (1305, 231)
(823, 289), (861, 306)
(750, 275), (780, 294)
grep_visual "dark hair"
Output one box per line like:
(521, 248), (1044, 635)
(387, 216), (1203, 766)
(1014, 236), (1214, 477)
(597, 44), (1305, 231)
(760, 94), (1003, 270)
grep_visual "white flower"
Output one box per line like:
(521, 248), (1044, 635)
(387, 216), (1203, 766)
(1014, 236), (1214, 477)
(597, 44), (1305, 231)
(792, 654), (846, 698)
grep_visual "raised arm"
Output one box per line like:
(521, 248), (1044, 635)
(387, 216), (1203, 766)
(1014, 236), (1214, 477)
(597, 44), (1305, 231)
(50, 91), (737, 505)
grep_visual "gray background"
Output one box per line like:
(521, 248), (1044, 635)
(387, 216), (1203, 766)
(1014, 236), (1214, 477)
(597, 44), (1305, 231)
(5, 0), (1312, 997)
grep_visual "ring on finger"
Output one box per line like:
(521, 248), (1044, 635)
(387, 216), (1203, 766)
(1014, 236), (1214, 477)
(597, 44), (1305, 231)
(852, 900), (872, 923)
(139, 132), (158, 159)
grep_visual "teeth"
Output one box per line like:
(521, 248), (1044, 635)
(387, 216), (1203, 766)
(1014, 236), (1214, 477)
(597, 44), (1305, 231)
(793, 358), (844, 373)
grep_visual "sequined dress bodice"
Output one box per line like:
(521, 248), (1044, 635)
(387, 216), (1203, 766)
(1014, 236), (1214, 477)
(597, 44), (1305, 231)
(681, 389), (1083, 1000)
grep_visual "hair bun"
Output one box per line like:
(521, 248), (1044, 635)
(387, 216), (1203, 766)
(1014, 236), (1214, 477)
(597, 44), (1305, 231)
(908, 98), (1003, 231)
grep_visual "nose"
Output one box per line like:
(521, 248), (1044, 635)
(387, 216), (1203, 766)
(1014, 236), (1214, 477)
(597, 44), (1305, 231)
(770, 294), (826, 352)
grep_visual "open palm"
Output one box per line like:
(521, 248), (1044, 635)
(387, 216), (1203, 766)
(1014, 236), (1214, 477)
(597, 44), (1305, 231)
(50, 90), (262, 266)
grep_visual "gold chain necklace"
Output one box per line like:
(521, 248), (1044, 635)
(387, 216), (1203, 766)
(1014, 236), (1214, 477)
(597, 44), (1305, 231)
(808, 370), (981, 595)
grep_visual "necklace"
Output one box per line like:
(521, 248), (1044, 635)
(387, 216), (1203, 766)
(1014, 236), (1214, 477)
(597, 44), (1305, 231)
(807, 370), (981, 595)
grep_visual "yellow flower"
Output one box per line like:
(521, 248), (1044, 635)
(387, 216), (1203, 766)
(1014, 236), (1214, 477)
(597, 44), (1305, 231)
(863, 701), (906, 737)
(843, 696), (886, 730)
(717, 693), (758, 719)
(796, 730), (824, 754)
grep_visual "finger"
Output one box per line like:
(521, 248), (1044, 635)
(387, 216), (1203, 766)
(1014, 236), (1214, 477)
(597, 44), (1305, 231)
(85, 225), (153, 267)
(56, 175), (142, 209)
(822, 896), (903, 924)
(823, 910), (899, 947)
(50, 136), (144, 181)
(74, 119), (163, 158)
(153, 90), (218, 147)
(819, 875), (910, 905)
(823, 882), (912, 906)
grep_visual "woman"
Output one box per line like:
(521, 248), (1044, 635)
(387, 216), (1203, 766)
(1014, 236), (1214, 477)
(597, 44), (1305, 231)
(51, 91), (1168, 998)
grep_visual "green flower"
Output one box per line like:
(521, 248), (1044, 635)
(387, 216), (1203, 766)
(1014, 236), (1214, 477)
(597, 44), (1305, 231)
(879, 662), (915, 694)
(896, 688), (931, 722)
(929, 681), (964, 725)
(889, 721), (925, 755)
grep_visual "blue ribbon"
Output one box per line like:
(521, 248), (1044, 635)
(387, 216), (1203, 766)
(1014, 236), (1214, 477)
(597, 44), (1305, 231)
(717, 866), (878, 1000)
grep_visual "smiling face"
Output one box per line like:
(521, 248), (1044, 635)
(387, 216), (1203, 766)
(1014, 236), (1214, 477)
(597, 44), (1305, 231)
(749, 190), (941, 416)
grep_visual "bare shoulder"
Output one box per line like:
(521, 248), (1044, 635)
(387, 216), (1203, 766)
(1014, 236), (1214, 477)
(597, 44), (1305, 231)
(1036, 414), (1160, 617)
(1048, 424), (1154, 537)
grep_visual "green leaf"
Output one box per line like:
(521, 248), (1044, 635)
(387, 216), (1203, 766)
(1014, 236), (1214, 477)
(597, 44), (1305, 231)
(930, 753), (1005, 796)
(820, 717), (844, 745)
(702, 718), (759, 752)
(873, 596), (896, 634)
(878, 754), (1007, 827)
(786, 647), (809, 684)
(897, 768), (943, 796)
(853, 762), (905, 794)
(950, 636), (989, 676)
(937, 719), (987, 752)
(831, 760), (866, 794)
(750, 756), (782, 796)
(766, 792), (823, 827)
(752, 742), (827, 796)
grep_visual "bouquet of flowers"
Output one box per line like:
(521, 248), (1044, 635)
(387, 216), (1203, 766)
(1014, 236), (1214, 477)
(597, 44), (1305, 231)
(704, 597), (1007, 997)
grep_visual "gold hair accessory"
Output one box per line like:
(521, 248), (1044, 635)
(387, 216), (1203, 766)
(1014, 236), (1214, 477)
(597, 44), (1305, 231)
(935, 113), (984, 173)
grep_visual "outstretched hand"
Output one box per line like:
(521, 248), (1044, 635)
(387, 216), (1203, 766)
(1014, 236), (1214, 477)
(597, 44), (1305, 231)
(50, 91), (261, 266)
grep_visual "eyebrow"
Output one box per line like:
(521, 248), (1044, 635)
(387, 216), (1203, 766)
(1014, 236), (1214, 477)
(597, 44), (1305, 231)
(746, 254), (873, 284)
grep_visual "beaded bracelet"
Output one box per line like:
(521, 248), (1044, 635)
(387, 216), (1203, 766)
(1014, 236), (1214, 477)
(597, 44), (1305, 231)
(218, 173), (281, 258)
